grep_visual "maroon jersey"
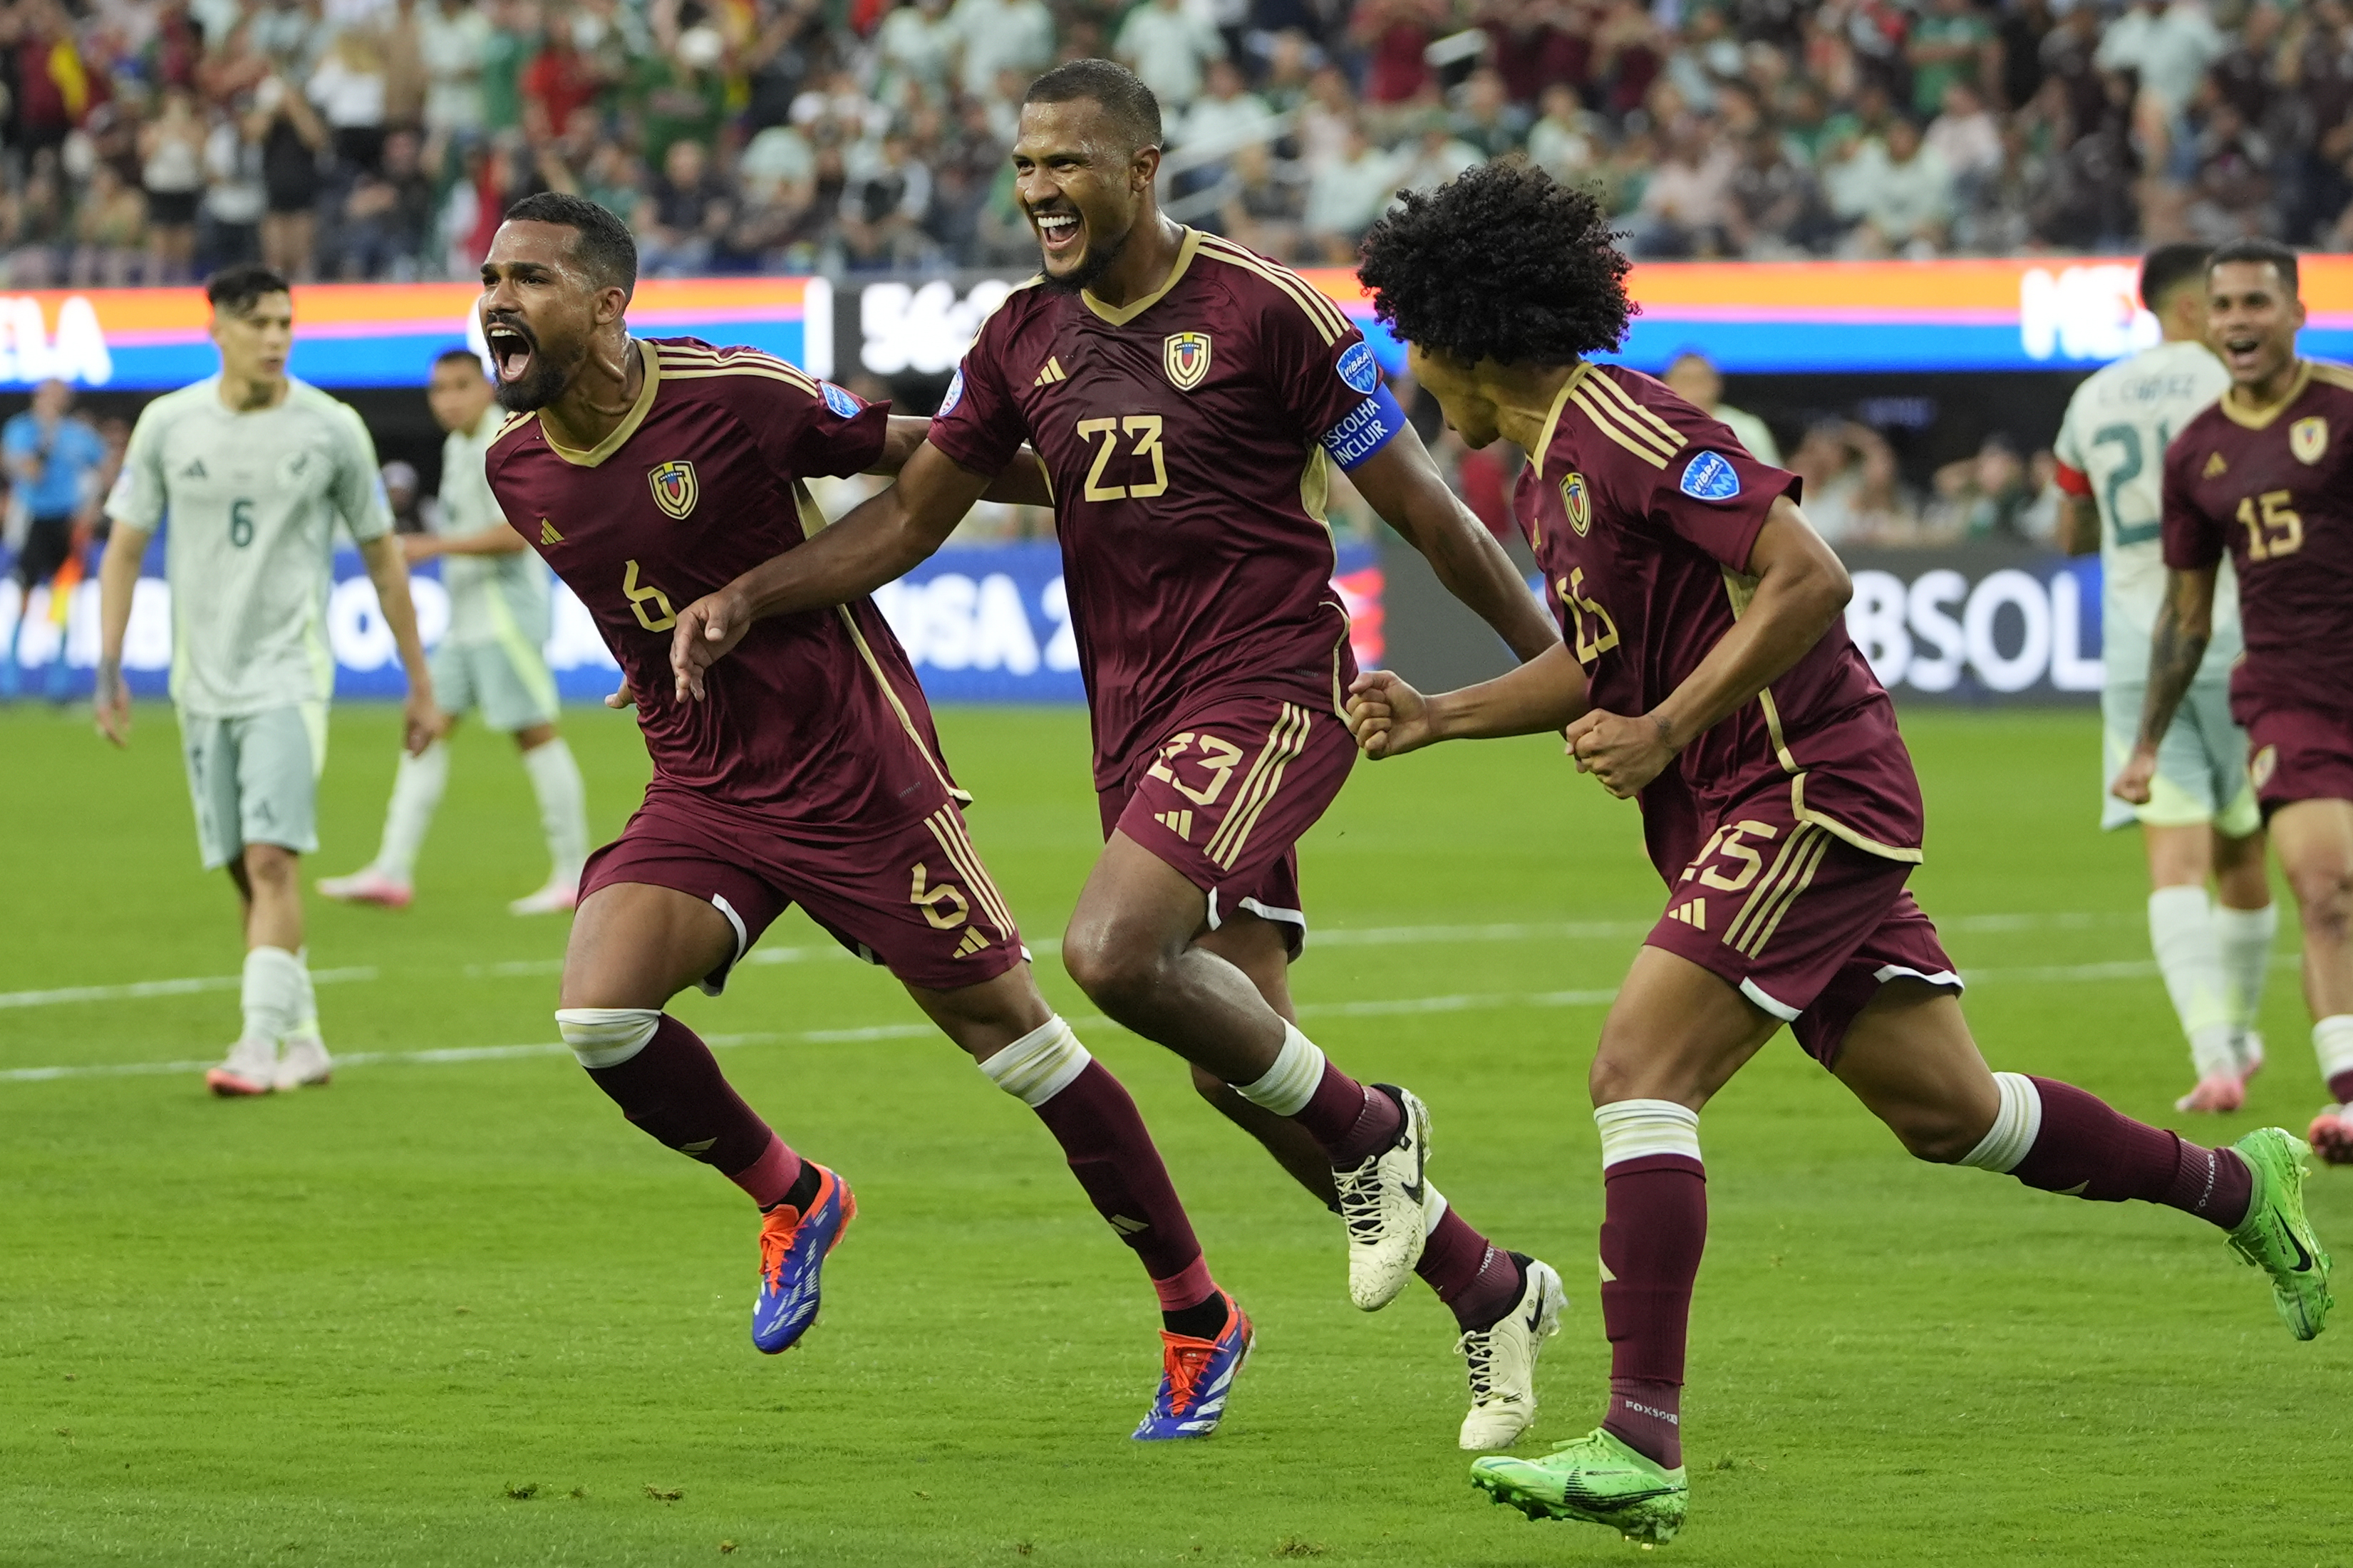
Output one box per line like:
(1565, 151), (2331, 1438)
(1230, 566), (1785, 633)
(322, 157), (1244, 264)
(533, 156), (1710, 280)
(1516, 363), (1925, 869)
(487, 337), (958, 831)
(2162, 359), (2353, 715)
(926, 229), (1405, 787)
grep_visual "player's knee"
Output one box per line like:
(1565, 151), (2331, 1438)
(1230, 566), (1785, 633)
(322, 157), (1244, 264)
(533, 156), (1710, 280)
(1588, 1047), (1645, 1108)
(1885, 1104), (1987, 1165)
(242, 845), (298, 890)
(2285, 856), (2353, 935)
(1060, 918), (1166, 1009)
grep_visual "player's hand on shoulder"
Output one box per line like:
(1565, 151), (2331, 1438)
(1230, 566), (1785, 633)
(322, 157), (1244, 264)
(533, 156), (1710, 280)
(671, 585), (753, 702)
(93, 660), (130, 748)
(2109, 742), (2158, 806)
(1565, 709), (1672, 799)
(1347, 669), (1433, 759)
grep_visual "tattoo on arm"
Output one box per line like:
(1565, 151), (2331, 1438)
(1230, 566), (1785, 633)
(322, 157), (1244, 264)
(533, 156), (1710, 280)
(2136, 596), (2208, 749)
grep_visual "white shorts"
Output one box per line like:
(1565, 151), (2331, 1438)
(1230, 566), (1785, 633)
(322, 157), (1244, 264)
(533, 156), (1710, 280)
(2101, 678), (2260, 837)
(180, 702), (326, 869)
(430, 638), (559, 734)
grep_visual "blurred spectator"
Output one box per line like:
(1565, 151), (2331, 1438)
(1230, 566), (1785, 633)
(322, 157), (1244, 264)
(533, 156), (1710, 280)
(1116, 0), (1224, 110)
(2099, 0), (2228, 119)
(1181, 59), (1276, 153)
(1632, 114), (1737, 257)
(1303, 120), (1397, 261)
(948, 0), (1054, 102)
(1925, 433), (2040, 543)
(254, 73), (330, 279)
(1908, 0), (1995, 120)
(140, 85), (207, 281)
(638, 138), (731, 276)
(1391, 111), (1481, 194)
(1448, 68), (1526, 160)
(336, 127), (435, 277)
(1348, 0), (1445, 108)
(2, 380), (105, 702)
(1662, 351), (1781, 467)
(1828, 117), (1954, 255)
(418, 0), (492, 135)
(309, 26), (391, 173)
(1787, 419), (1913, 546)
(1525, 84), (1598, 185)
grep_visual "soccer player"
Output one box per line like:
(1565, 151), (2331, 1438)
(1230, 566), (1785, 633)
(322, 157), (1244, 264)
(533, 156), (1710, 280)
(660, 61), (1573, 1450)
(473, 192), (1250, 1440)
(91, 264), (444, 1096)
(319, 348), (591, 915)
(1343, 165), (2330, 1544)
(2052, 244), (2275, 1113)
(2, 378), (108, 702)
(2118, 238), (2353, 1165)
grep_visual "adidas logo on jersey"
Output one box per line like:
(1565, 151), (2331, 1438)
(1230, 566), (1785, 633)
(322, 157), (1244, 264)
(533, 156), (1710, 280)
(2203, 452), (2228, 478)
(1154, 809), (1194, 841)
(1667, 898), (1707, 931)
(180, 459), (207, 479)
(1033, 357), (1067, 388)
(952, 928), (990, 959)
(539, 519), (564, 545)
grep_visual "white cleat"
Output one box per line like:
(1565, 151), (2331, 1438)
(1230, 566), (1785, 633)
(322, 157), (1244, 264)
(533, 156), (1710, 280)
(205, 1038), (277, 1097)
(2177, 1071), (2246, 1113)
(1458, 1255), (1568, 1451)
(274, 1034), (333, 1091)
(507, 880), (579, 916)
(316, 868), (413, 909)
(1336, 1083), (1432, 1312)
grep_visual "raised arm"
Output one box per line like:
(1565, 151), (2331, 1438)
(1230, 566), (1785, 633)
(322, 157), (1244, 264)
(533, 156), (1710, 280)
(2112, 563), (2217, 804)
(1566, 494), (1850, 799)
(668, 438), (995, 699)
(1345, 423), (1560, 661)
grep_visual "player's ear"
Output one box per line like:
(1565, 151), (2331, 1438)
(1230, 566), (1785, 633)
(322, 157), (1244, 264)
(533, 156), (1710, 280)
(1131, 142), (1161, 194)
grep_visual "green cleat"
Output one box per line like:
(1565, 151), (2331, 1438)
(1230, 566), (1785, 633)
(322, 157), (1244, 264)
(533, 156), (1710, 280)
(2225, 1127), (2334, 1340)
(1469, 1427), (1688, 1544)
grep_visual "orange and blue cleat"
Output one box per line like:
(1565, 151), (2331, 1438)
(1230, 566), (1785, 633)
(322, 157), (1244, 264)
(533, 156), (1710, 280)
(752, 1164), (854, 1354)
(1132, 1292), (1253, 1440)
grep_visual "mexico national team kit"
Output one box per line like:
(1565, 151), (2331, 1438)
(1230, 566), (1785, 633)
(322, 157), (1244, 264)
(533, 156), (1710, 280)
(1516, 364), (1957, 1061)
(927, 227), (1410, 943)
(2163, 360), (2353, 817)
(485, 338), (1023, 993)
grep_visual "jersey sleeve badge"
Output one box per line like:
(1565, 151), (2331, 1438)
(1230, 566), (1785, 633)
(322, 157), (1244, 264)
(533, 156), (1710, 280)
(1679, 450), (1741, 502)
(648, 459), (699, 519)
(2292, 415), (2328, 464)
(938, 365), (966, 416)
(822, 381), (862, 419)
(1164, 331), (1211, 391)
(1336, 341), (1380, 395)
(1561, 472), (1592, 536)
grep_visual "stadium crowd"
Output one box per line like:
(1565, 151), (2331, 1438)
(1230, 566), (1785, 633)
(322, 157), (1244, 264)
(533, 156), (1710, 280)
(0, 0), (2346, 285)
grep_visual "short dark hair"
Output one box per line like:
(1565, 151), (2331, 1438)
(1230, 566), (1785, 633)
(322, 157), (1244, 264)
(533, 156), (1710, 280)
(2209, 237), (2300, 295)
(502, 191), (638, 298)
(433, 346), (487, 373)
(2139, 243), (2210, 311)
(1358, 162), (1635, 367)
(206, 264), (291, 316)
(1023, 58), (1162, 154)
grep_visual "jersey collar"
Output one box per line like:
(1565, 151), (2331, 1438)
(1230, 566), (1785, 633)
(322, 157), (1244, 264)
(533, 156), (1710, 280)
(2218, 358), (2312, 430)
(539, 341), (661, 467)
(1081, 227), (1204, 327)
(1528, 362), (1593, 481)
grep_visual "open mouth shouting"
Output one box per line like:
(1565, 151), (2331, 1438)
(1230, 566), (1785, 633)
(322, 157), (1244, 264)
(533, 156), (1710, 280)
(485, 315), (537, 386)
(1033, 206), (1085, 262)
(2218, 330), (2270, 378)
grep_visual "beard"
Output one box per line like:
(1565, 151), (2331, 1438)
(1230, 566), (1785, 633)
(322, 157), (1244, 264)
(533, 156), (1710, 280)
(1037, 212), (1135, 296)
(492, 348), (573, 414)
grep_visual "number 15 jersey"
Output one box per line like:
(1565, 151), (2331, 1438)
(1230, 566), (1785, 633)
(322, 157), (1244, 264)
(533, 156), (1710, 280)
(926, 228), (1407, 789)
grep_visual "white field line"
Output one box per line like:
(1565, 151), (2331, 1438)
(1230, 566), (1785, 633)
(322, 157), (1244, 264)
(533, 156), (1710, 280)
(0, 910), (2139, 1013)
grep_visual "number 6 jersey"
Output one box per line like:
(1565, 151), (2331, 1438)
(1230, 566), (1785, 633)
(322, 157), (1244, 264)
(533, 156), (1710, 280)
(2163, 358), (2353, 717)
(926, 228), (1407, 789)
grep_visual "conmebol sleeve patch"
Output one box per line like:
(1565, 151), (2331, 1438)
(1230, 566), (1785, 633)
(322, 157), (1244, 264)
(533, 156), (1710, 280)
(1680, 451), (1741, 502)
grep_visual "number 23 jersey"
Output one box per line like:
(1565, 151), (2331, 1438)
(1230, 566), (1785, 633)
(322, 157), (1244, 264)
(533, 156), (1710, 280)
(2163, 359), (2353, 717)
(926, 229), (1406, 789)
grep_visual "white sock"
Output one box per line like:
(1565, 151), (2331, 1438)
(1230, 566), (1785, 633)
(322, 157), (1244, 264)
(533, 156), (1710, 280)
(2315, 1015), (2353, 1096)
(241, 946), (305, 1044)
(284, 945), (322, 1044)
(374, 739), (450, 884)
(555, 1007), (661, 1068)
(978, 1015), (1092, 1107)
(1958, 1071), (2042, 1173)
(1593, 1099), (1702, 1167)
(1234, 1021), (1325, 1116)
(2148, 886), (2235, 1079)
(521, 737), (589, 886)
(2214, 902), (2278, 1036)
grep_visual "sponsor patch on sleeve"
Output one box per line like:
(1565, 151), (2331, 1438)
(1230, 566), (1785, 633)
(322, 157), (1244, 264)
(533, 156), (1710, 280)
(1319, 383), (1407, 471)
(822, 382), (863, 419)
(1679, 450), (1741, 502)
(937, 366), (966, 418)
(1335, 341), (1380, 396)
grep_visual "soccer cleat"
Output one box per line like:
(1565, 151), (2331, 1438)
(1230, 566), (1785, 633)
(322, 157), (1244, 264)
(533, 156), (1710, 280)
(204, 1038), (277, 1097)
(507, 880), (579, 917)
(316, 868), (413, 909)
(1132, 1292), (1253, 1440)
(1335, 1083), (1432, 1312)
(274, 1034), (333, 1091)
(2176, 1071), (2245, 1113)
(1457, 1255), (1568, 1451)
(752, 1165), (854, 1354)
(2308, 1106), (2353, 1168)
(1472, 1427), (1689, 1544)
(2225, 1127), (2333, 1339)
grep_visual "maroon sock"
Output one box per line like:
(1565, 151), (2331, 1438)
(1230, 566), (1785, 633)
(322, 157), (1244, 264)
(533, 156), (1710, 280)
(1598, 1153), (1705, 1470)
(2331, 1069), (2353, 1106)
(582, 1014), (800, 1204)
(1290, 1063), (1402, 1165)
(2012, 1076), (2252, 1229)
(1415, 1208), (1525, 1331)
(1030, 1059), (1211, 1289)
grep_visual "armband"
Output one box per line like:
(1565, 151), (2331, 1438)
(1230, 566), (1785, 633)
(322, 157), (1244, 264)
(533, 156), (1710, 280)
(1318, 383), (1407, 472)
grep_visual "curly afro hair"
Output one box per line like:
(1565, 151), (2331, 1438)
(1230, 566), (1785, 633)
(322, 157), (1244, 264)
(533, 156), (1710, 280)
(1357, 162), (1635, 366)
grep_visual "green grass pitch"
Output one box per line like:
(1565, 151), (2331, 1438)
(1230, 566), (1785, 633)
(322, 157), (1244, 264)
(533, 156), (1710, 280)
(2, 700), (2347, 1568)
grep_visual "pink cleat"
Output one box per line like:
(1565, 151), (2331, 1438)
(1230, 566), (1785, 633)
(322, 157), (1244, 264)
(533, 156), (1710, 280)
(2176, 1072), (2246, 1113)
(316, 868), (413, 909)
(205, 1038), (276, 1097)
(2308, 1106), (2353, 1166)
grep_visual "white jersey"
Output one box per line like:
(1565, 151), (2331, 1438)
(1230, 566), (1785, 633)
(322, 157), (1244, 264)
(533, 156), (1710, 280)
(435, 408), (552, 650)
(2053, 338), (2242, 685)
(106, 375), (391, 717)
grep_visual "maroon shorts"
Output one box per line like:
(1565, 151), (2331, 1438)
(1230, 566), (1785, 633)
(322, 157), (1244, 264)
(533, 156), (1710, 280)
(2243, 700), (2353, 819)
(581, 781), (1025, 995)
(1643, 791), (1960, 1066)
(1098, 693), (1355, 957)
